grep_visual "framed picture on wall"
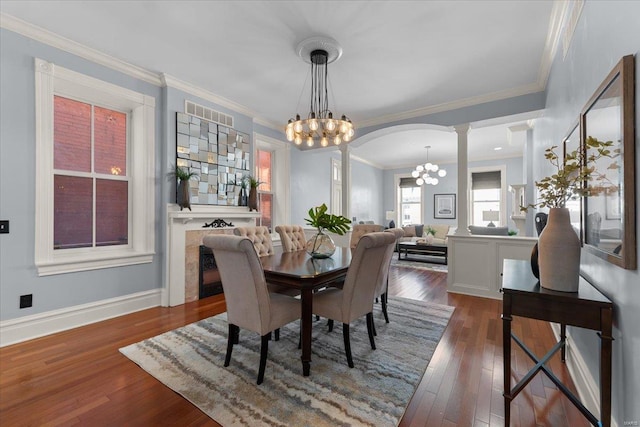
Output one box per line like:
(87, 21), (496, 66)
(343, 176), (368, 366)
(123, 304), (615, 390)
(434, 194), (456, 219)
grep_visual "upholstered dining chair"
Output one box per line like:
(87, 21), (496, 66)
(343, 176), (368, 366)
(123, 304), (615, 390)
(203, 234), (301, 385)
(275, 225), (307, 252)
(349, 224), (384, 249)
(313, 232), (396, 368)
(233, 226), (274, 257)
(374, 227), (405, 325)
(234, 226), (299, 298)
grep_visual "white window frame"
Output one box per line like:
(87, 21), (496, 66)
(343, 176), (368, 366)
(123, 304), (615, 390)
(330, 158), (342, 216)
(34, 58), (155, 276)
(394, 173), (424, 226)
(253, 133), (290, 235)
(468, 165), (507, 226)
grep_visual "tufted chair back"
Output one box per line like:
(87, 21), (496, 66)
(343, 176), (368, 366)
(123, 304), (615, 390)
(349, 224), (384, 249)
(275, 225), (307, 252)
(233, 226), (274, 257)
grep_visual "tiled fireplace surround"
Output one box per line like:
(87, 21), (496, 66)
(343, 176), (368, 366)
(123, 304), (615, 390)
(165, 204), (260, 306)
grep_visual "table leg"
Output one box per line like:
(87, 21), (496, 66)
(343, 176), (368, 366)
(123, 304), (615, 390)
(300, 288), (313, 376)
(600, 307), (613, 427)
(502, 294), (512, 425)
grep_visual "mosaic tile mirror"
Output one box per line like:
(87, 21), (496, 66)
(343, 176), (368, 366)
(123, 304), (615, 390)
(176, 113), (250, 206)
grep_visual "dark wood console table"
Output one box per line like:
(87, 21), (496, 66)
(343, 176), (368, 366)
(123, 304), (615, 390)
(501, 259), (613, 427)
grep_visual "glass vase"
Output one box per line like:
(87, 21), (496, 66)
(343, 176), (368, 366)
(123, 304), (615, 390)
(306, 231), (336, 259)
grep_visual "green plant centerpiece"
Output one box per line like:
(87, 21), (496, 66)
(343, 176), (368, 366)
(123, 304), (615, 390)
(523, 136), (616, 292)
(171, 165), (198, 211)
(304, 203), (351, 258)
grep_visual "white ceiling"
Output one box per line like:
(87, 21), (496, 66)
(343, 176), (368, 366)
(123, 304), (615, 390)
(0, 1), (560, 168)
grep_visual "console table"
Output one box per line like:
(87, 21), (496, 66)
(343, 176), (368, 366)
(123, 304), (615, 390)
(501, 259), (613, 427)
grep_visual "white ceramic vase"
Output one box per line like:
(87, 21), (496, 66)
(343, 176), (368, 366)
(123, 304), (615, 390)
(538, 207), (580, 292)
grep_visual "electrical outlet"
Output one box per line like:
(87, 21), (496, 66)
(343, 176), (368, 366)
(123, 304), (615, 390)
(20, 294), (33, 309)
(0, 220), (8, 234)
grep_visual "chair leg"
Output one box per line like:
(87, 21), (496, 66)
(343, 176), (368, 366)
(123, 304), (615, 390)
(328, 319), (334, 332)
(274, 328), (280, 341)
(233, 325), (240, 344)
(225, 324), (238, 367)
(372, 316), (377, 336)
(381, 291), (389, 323)
(257, 334), (270, 385)
(366, 312), (376, 350)
(342, 323), (354, 368)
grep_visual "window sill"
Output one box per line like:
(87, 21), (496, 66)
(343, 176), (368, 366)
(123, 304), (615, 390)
(36, 251), (155, 276)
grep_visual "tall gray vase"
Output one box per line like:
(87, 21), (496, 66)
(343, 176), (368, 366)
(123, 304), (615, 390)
(538, 207), (580, 292)
(248, 187), (258, 212)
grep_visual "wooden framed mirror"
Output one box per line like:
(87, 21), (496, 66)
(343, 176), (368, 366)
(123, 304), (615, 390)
(581, 55), (636, 269)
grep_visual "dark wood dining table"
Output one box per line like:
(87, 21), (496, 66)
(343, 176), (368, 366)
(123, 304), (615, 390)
(260, 247), (352, 376)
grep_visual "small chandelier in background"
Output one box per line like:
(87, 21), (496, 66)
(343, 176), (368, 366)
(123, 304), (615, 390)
(412, 145), (446, 186)
(285, 37), (354, 148)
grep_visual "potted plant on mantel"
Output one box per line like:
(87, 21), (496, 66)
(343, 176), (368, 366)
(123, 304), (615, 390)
(171, 166), (198, 211)
(244, 175), (262, 212)
(304, 203), (351, 258)
(523, 136), (617, 292)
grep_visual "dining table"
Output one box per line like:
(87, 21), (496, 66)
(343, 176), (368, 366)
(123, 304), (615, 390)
(260, 246), (352, 376)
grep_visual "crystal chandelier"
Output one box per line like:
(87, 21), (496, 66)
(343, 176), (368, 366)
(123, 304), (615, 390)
(285, 38), (354, 148)
(412, 146), (446, 185)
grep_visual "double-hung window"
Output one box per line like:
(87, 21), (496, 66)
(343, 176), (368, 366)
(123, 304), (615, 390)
(397, 176), (423, 226)
(35, 59), (155, 276)
(255, 149), (273, 231)
(254, 134), (290, 234)
(469, 167), (506, 226)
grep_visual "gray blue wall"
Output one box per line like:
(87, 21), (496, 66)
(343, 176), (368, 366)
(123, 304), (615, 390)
(533, 1), (640, 422)
(0, 29), (164, 321)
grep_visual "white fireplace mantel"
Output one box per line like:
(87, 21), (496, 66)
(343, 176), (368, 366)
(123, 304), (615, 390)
(164, 204), (260, 306)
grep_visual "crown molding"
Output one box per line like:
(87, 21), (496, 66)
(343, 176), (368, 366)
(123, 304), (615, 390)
(350, 154), (384, 170)
(253, 116), (283, 132)
(160, 73), (258, 119)
(357, 81), (542, 129)
(1, 13), (161, 86)
(537, 0), (571, 89)
(1, 13), (282, 128)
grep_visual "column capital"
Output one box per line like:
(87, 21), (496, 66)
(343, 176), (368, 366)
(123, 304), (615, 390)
(339, 144), (351, 154)
(453, 123), (470, 134)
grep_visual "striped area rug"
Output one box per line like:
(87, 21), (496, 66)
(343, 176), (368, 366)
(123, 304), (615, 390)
(120, 297), (453, 426)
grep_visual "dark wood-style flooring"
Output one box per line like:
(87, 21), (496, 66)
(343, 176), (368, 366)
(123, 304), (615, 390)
(0, 265), (589, 426)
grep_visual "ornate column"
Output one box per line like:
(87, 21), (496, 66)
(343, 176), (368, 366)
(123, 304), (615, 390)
(340, 144), (351, 221)
(454, 124), (470, 235)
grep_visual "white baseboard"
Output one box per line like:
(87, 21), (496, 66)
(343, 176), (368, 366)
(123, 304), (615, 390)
(550, 324), (619, 427)
(0, 289), (162, 347)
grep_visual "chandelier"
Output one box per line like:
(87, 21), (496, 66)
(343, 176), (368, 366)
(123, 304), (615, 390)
(412, 146), (447, 186)
(285, 37), (354, 148)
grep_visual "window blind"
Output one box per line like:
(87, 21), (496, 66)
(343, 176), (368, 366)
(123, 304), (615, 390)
(472, 171), (501, 190)
(399, 177), (419, 188)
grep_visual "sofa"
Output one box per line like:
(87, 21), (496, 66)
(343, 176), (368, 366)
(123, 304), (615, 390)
(468, 225), (509, 236)
(399, 224), (451, 245)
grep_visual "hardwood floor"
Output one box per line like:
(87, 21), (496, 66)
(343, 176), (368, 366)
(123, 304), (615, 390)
(0, 266), (589, 427)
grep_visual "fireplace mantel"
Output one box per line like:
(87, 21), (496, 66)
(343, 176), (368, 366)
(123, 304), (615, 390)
(164, 204), (260, 306)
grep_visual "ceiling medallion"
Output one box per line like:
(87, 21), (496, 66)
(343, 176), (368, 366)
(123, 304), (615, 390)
(285, 37), (354, 148)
